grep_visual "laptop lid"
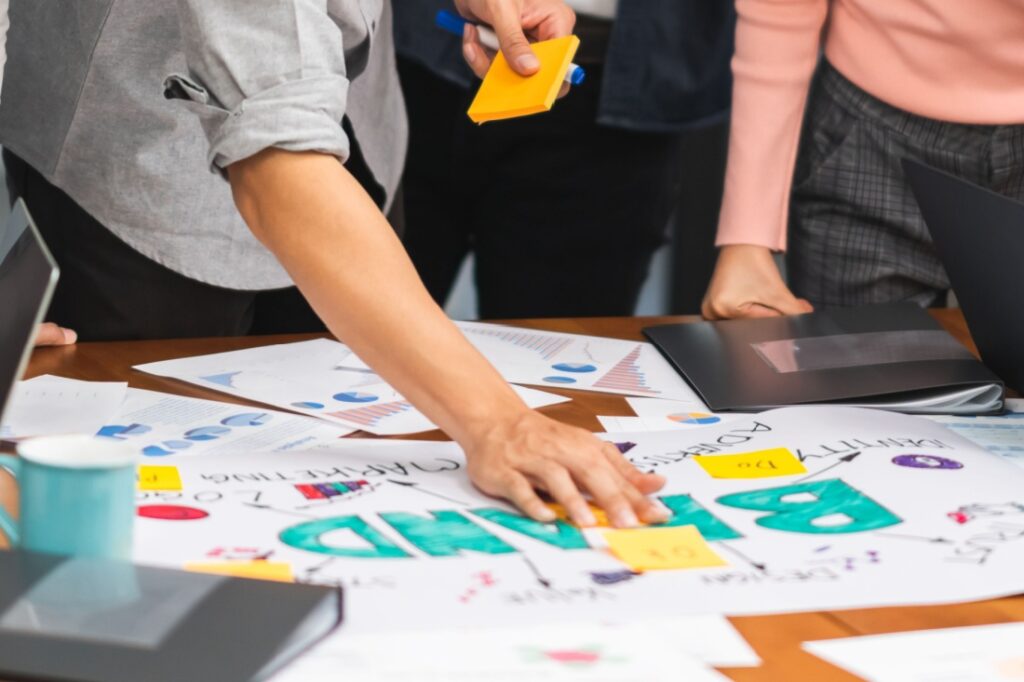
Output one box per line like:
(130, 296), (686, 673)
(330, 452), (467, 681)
(903, 158), (1024, 393)
(0, 199), (59, 425)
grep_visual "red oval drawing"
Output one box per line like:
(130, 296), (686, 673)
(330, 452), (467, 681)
(137, 505), (209, 521)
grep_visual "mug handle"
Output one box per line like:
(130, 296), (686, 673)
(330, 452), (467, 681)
(0, 454), (21, 546)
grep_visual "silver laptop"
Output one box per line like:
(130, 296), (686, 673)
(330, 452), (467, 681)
(0, 199), (59, 425)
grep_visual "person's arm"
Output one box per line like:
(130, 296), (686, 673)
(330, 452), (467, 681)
(173, 0), (666, 528)
(701, 0), (827, 320)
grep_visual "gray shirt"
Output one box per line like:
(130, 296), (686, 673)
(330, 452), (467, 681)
(0, 0), (407, 290)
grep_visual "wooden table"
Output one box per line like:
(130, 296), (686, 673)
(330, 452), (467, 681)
(5, 310), (1022, 680)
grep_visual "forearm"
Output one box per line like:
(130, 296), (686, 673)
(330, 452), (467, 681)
(715, 0), (829, 252)
(228, 149), (527, 445)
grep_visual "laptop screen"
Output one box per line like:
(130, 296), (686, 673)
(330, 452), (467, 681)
(0, 199), (59, 424)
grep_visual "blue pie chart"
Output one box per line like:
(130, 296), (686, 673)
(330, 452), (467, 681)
(551, 363), (597, 373)
(543, 376), (577, 384)
(334, 392), (379, 403)
(185, 425), (231, 441)
(221, 413), (272, 427)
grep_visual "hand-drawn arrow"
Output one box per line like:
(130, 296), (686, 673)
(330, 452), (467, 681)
(388, 479), (470, 506)
(876, 533), (954, 544)
(521, 554), (553, 588)
(717, 542), (768, 572)
(795, 451), (862, 483)
(304, 557), (337, 576)
(242, 502), (318, 520)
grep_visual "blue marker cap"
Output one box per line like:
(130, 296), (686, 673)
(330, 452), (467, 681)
(567, 65), (586, 86)
(435, 9), (468, 37)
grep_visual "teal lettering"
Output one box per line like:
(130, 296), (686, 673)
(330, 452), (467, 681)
(716, 479), (901, 535)
(381, 511), (517, 557)
(279, 516), (410, 558)
(657, 494), (742, 541)
(471, 509), (589, 550)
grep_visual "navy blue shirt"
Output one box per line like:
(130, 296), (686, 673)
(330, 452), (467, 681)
(393, 0), (735, 133)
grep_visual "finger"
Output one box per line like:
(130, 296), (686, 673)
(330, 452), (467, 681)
(740, 302), (785, 319)
(574, 466), (640, 528)
(489, 4), (540, 75)
(35, 323), (77, 346)
(521, 3), (576, 40)
(496, 470), (557, 522)
(556, 81), (570, 99)
(796, 298), (815, 313)
(462, 26), (492, 79)
(525, 461), (596, 527)
(603, 445), (666, 496)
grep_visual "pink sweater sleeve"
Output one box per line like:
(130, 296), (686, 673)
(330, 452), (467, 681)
(715, 0), (829, 251)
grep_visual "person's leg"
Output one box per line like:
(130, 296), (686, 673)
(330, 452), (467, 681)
(787, 61), (997, 309)
(395, 57), (473, 307)
(3, 149), (255, 340)
(465, 65), (683, 318)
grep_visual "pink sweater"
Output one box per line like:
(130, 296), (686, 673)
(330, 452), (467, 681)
(716, 0), (1024, 251)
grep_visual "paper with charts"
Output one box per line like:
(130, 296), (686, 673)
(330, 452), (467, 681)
(337, 321), (705, 402)
(132, 406), (1024, 634)
(98, 388), (354, 458)
(134, 339), (569, 436)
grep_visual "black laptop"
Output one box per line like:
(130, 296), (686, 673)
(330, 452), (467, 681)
(904, 159), (1024, 393)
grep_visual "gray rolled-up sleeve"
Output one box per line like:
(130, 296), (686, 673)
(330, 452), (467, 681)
(167, 0), (353, 172)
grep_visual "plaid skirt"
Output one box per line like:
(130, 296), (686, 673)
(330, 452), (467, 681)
(787, 60), (1024, 308)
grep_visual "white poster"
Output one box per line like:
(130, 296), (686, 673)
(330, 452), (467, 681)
(132, 407), (1024, 636)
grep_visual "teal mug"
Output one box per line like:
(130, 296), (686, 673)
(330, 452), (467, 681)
(0, 435), (136, 559)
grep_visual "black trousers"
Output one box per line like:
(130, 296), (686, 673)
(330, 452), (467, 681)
(397, 57), (685, 318)
(4, 145), (399, 342)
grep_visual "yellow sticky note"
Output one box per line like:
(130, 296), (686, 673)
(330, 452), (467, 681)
(693, 447), (806, 479)
(184, 561), (294, 583)
(602, 526), (727, 572)
(547, 502), (611, 527)
(138, 465), (182, 491)
(468, 35), (580, 123)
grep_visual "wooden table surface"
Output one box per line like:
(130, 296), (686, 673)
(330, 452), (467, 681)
(5, 309), (1022, 680)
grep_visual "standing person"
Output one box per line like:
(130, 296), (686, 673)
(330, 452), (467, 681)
(702, 1), (1024, 320)
(395, 0), (735, 318)
(0, 0), (668, 528)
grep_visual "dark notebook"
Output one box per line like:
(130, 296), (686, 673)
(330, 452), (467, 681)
(644, 303), (1003, 414)
(0, 550), (342, 682)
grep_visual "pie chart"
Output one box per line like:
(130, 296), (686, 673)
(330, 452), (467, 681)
(221, 413), (272, 427)
(667, 412), (721, 425)
(97, 423), (152, 439)
(334, 391), (379, 403)
(551, 363), (597, 373)
(185, 425), (231, 441)
(543, 376), (577, 385)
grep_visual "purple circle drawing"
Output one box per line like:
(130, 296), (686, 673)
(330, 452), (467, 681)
(892, 454), (963, 470)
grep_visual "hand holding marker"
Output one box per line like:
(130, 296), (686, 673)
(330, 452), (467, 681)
(436, 10), (586, 86)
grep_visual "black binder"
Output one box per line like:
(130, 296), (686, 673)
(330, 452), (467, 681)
(0, 550), (342, 682)
(644, 303), (1003, 414)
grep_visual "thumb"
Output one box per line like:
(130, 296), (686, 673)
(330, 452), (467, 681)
(490, 7), (540, 75)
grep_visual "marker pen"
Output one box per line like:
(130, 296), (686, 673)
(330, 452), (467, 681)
(435, 9), (586, 86)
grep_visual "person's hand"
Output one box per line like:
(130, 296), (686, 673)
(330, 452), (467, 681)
(34, 323), (77, 347)
(463, 409), (669, 528)
(455, 0), (575, 79)
(702, 244), (814, 320)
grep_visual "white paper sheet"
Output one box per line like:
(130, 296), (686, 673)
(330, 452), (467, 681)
(924, 400), (1024, 468)
(133, 339), (570, 435)
(596, 403), (738, 433)
(133, 407), (1024, 636)
(804, 622), (1024, 681)
(98, 388), (354, 458)
(1, 375), (127, 439)
(273, 621), (728, 682)
(336, 322), (703, 402)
